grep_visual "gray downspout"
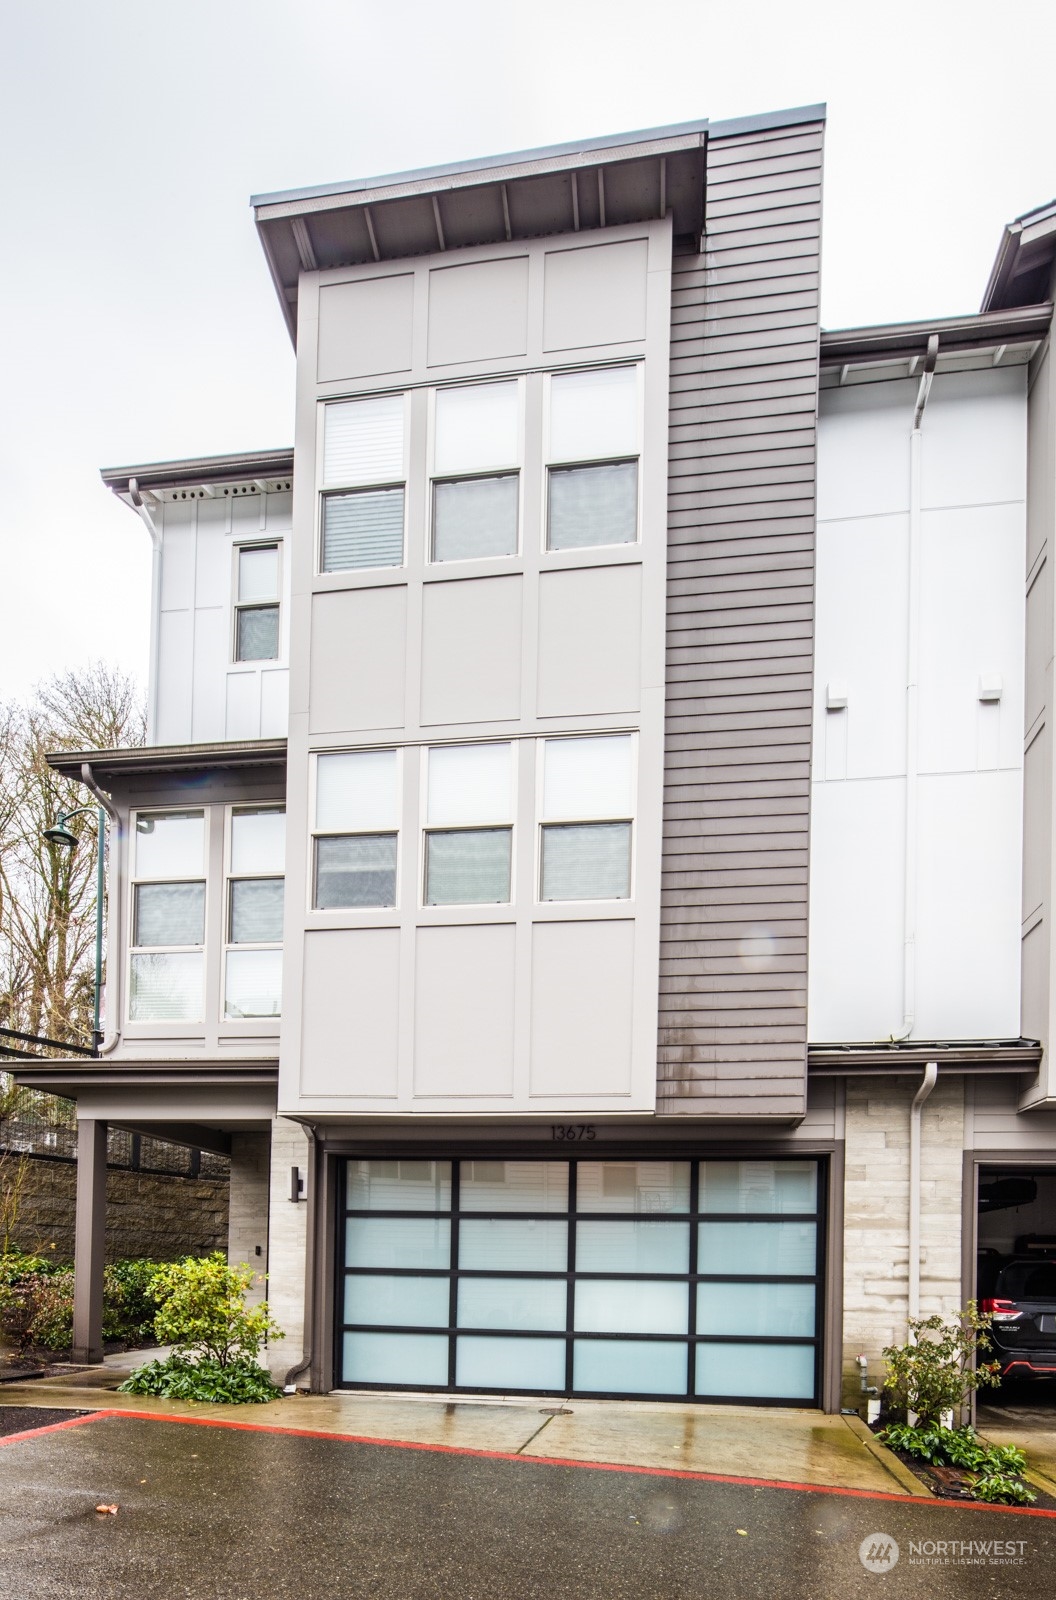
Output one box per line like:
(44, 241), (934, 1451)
(284, 1125), (318, 1391)
(79, 763), (122, 1057)
(908, 1061), (939, 1326)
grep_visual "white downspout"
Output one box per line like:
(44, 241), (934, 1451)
(80, 762), (122, 1057)
(128, 477), (162, 743)
(908, 1060), (939, 1324)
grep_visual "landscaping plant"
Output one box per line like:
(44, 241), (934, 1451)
(881, 1301), (1000, 1426)
(878, 1422), (1035, 1506)
(118, 1252), (284, 1404)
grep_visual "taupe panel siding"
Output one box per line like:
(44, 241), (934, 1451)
(658, 120), (823, 1117)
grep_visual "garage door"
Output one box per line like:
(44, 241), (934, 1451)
(337, 1157), (822, 1403)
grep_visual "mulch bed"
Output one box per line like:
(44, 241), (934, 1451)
(874, 1427), (1056, 1508)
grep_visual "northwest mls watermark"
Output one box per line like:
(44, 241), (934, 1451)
(859, 1533), (1030, 1572)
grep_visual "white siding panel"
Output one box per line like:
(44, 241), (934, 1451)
(420, 576), (522, 726)
(155, 609), (193, 744)
(921, 369), (1027, 511)
(413, 924), (516, 1097)
(817, 381), (913, 522)
(536, 565), (642, 717)
(226, 670), (260, 741)
(309, 587), (407, 733)
(260, 668), (290, 738)
(529, 920), (634, 1095)
(191, 606), (227, 742)
(300, 929), (400, 1096)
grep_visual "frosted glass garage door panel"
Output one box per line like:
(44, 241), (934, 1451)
(300, 930), (400, 1097)
(458, 1219), (567, 1271)
(458, 1161), (568, 1212)
(696, 1342), (815, 1402)
(697, 1161), (817, 1215)
(575, 1222), (688, 1274)
(697, 1222), (816, 1277)
(457, 1278), (567, 1332)
(413, 925), (515, 1098)
(573, 1339), (686, 1396)
(696, 1282), (816, 1339)
(317, 277), (414, 384)
(343, 1331), (448, 1387)
(577, 1161), (689, 1214)
(543, 240), (648, 352)
(529, 921), (634, 1096)
(537, 566), (641, 718)
(309, 588), (407, 734)
(345, 1217), (451, 1270)
(574, 1280), (688, 1336)
(455, 1336), (564, 1391)
(346, 1159), (451, 1210)
(344, 1275), (450, 1328)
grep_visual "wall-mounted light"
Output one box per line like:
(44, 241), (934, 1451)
(290, 1166), (306, 1203)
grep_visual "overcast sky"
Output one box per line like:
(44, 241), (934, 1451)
(2, 0), (1054, 707)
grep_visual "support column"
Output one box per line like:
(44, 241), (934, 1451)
(72, 1119), (107, 1363)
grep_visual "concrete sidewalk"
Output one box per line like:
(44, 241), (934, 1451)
(0, 1363), (923, 1497)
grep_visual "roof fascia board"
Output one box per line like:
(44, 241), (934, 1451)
(821, 303), (1053, 363)
(46, 739), (288, 779)
(707, 102), (826, 139)
(101, 450), (294, 495)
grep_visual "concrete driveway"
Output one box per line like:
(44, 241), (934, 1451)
(0, 1408), (1052, 1599)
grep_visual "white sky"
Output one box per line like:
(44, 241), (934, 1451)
(2, 0), (1054, 706)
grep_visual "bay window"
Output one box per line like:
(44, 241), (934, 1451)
(424, 743), (513, 906)
(314, 750), (399, 909)
(129, 810), (206, 1022)
(321, 394), (406, 572)
(546, 366), (639, 550)
(540, 735), (634, 901)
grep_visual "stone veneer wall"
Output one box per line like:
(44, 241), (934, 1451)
(841, 1075), (965, 1407)
(227, 1132), (271, 1304)
(2, 1153), (228, 1264)
(264, 1117), (311, 1379)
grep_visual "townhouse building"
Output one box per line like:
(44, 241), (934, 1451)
(19, 107), (1056, 1410)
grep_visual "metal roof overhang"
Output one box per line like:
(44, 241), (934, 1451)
(10, 1058), (278, 1099)
(819, 304), (1052, 390)
(46, 739), (288, 781)
(808, 1040), (1042, 1076)
(252, 117), (714, 343)
(982, 200), (1056, 312)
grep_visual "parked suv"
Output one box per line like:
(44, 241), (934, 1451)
(983, 1259), (1056, 1379)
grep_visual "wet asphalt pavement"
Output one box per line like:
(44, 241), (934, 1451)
(0, 1412), (1051, 1599)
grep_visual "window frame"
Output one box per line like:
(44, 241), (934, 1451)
(317, 391), (410, 576)
(310, 748), (403, 914)
(427, 378), (524, 566)
(222, 804), (286, 1025)
(127, 807), (208, 1027)
(421, 742), (516, 909)
(542, 363), (644, 554)
(232, 540), (282, 663)
(536, 734), (637, 904)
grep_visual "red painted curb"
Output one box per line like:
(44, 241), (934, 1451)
(23, 1406), (1053, 1521)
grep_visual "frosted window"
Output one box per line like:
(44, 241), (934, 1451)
(696, 1281), (815, 1339)
(457, 1278), (567, 1332)
(459, 1161), (569, 1212)
(129, 952), (203, 1023)
(344, 1274), (450, 1328)
(229, 879), (284, 943)
(238, 545), (278, 602)
(324, 394), (404, 487)
(575, 1222), (689, 1274)
(696, 1342), (815, 1401)
(698, 1221), (817, 1277)
(458, 1218), (568, 1272)
(427, 743), (512, 825)
(576, 1162), (690, 1215)
(342, 1331), (448, 1387)
(698, 1160), (818, 1215)
(231, 809), (286, 875)
(543, 736), (634, 820)
(347, 1159), (451, 1210)
(224, 950), (282, 1019)
(540, 823), (631, 901)
(456, 1336), (565, 1391)
(236, 605), (279, 662)
(549, 367), (638, 462)
(432, 475), (518, 562)
(322, 488), (404, 571)
(134, 882), (204, 948)
(434, 381), (518, 474)
(134, 812), (204, 878)
(573, 1339), (686, 1397)
(548, 461), (638, 550)
(424, 829), (511, 906)
(574, 1281), (688, 1336)
(317, 751), (398, 832)
(345, 1216), (451, 1270)
(315, 835), (397, 909)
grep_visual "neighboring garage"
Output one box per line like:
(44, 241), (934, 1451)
(977, 1164), (1056, 1387)
(336, 1156), (824, 1404)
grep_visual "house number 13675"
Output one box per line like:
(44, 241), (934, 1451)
(550, 1124), (596, 1141)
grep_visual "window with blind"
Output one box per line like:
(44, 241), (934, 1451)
(546, 366), (640, 551)
(321, 394), (406, 572)
(431, 381), (520, 562)
(128, 811), (206, 1023)
(224, 808), (285, 1019)
(424, 743), (513, 906)
(540, 735), (634, 900)
(314, 750), (400, 910)
(234, 544), (281, 661)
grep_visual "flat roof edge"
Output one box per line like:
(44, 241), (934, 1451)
(101, 448), (294, 493)
(821, 302), (1052, 361)
(708, 102), (827, 139)
(47, 739), (288, 778)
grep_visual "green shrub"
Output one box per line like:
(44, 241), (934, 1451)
(882, 1302), (1000, 1426)
(971, 1471), (1036, 1506)
(106, 1259), (165, 1344)
(148, 1253), (283, 1367)
(878, 1421), (1035, 1506)
(118, 1353), (282, 1404)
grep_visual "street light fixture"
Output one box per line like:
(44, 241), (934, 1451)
(41, 805), (106, 1052)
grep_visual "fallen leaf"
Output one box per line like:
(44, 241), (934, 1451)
(736, 1529), (748, 1536)
(95, 1505), (119, 1516)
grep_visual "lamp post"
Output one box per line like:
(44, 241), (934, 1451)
(42, 806), (106, 1052)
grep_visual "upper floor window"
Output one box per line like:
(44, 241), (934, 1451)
(314, 750), (399, 909)
(321, 394), (405, 572)
(431, 381), (520, 562)
(540, 735), (634, 901)
(546, 366), (639, 551)
(225, 807), (285, 1020)
(424, 743), (513, 906)
(234, 543), (281, 661)
(128, 810), (206, 1023)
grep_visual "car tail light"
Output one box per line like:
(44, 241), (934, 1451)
(982, 1298), (1023, 1322)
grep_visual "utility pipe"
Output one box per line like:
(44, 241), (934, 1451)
(908, 1061), (939, 1327)
(79, 763), (121, 1057)
(128, 477), (162, 743)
